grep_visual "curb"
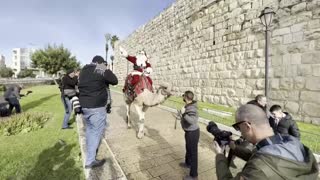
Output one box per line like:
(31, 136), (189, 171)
(102, 139), (127, 180)
(76, 114), (127, 180)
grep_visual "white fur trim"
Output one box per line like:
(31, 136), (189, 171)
(145, 67), (153, 74)
(136, 55), (147, 67)
(130, 71), (143, 76)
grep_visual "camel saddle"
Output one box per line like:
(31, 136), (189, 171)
(123, 74), (153, 102)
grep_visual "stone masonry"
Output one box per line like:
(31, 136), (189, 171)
(113, 0), (320, 124)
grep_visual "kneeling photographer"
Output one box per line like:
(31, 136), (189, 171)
(212, 104), (319, 180)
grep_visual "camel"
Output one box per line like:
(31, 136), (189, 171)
(124, 83), (172, 139)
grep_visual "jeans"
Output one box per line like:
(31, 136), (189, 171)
(82, 107), (107, 165)
(185, 128), (200, 177)
(61, 96), (72, 128)
(7, 97), (21, 114)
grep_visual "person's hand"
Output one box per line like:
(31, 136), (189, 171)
(229, 141), (236, 150)
(180, 107), (186, 114)
(119, 46), (128, 57)
(212, 141), (226, 155)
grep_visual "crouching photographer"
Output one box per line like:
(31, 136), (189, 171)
(211, 104), (319, 180)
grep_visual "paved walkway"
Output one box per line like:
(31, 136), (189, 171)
(104, 91), (244, 180)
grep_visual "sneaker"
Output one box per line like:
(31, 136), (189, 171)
(179, 162), (191, 168)
(183, 175), (198, 180)
(85, 159), (106, 169)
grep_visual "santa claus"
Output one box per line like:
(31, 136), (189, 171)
(120, 47), (153, 89)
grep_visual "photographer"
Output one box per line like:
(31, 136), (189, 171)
(180, 90), (199, 180)
(212, 104), (318, 180)
(247, 94), (267, 112)
(3, 84), (23, 114)
(269, 104), (300, 139)
(61, 69), (78, 129)
(78, 55), (118, 169)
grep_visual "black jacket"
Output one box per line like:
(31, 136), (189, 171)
(247, 100), (266, 111)
(78, 64), (118, 108)
(269, 112), (300, 139)
(61, 75), (78, 90)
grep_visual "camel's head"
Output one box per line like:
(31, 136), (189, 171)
(157, 83), (172, 99)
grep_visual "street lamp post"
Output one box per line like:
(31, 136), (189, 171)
(259, 7), (275, 110)
(105, 33), (111, 67)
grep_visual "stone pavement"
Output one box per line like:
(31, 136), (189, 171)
(104, 91), (245, 180)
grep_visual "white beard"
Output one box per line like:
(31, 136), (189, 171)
(136, 54), (147, 67)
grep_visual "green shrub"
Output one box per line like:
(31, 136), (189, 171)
(0, 85), (5, 92)
(17, 69), (36, 78)
(0, 112), (51, 136)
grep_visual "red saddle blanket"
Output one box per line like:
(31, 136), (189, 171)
(123, 74), (153, 101)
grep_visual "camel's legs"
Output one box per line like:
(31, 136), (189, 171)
(126, 103), (131, 128)
(134, 104), (145, 139)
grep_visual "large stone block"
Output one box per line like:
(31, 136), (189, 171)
(294, 77), (305, 89)
(220, 96), (227, 105)
(279, 78), (293, 90)
(302, 103), (320, 117)
(252, 90), (264, 97)
(270, 90), (288, 100)
(301, 91), (320, 104)
(312, 64), (320, 76)
(273, 27), (291, 36)
(291, 2), (307, 14)
(284, 101), (300, 114)
(301, 52), (320, 64)
(288, 90), (300, 101)
(273, 67), (286, 78)
(256, 79), (265, 90)
(292, 32), (304, 43)
(306, 78), (320, 90)
(235, 79), (246, 89)
(297, 65), (312, 76)
(291, 53), (301, 65)
(272, 55), (282, 66)
(283, 34), (292, 44)
(271, 79), (279, 90)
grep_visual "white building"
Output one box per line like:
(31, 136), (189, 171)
(11, 48), (35, 75)
(0, 54), (5, 67)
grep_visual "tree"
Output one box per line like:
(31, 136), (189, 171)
(110, 55), (114, 71)
(110, 35), (119, 49)
(31, 44), (80, 75)
(17, 69), (36, 78)
(0, 67), (14, 78)
(105, 33), (111, 61)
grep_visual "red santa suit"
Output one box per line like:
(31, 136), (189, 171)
(126, 55), (153, 86)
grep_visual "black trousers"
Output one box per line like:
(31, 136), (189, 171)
(185, 128), (200, 177)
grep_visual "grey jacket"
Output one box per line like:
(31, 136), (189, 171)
(4, 85), (21, 100)
(181, 101), (199, 131)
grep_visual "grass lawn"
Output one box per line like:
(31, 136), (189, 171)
(0, 85), (85, 180)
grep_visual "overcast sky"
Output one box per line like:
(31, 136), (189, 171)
(0, 0), (175, 66)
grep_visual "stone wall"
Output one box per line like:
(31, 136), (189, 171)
(113, 0), (320, 124)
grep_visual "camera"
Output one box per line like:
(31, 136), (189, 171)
(207, 121), (233, 146)
(70, 96), (82, 114)
(207, 121), (246, 167)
